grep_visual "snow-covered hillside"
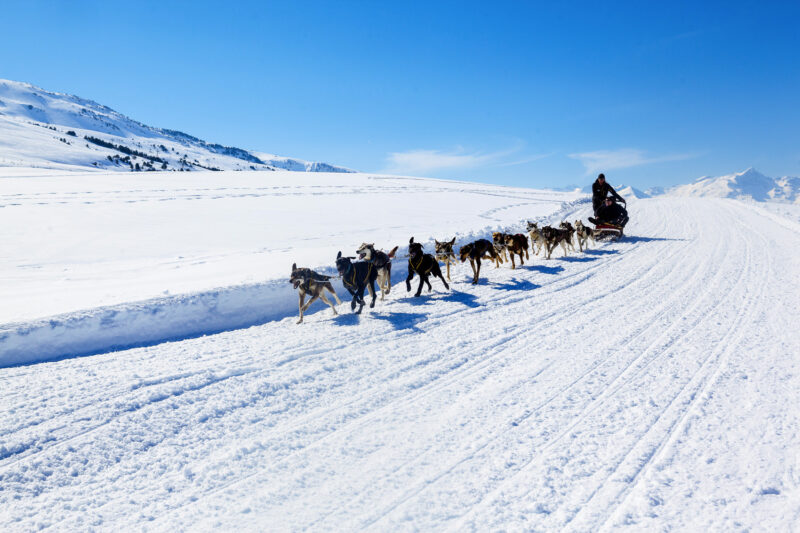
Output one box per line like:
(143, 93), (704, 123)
(1, 172), (798, 531)
(0, 79), (352, 173)
(669, 167), (800, 203)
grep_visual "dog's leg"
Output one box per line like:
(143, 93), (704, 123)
(476, 258), (482, 284)
(446, 259), (451, 281)
(416, 274), (425, 297)
(302, 293), (320, 313)
(510, 252), (516, 269)
(326, 283), (342, 305)
(469, 258), (477, 284)
(435, 265), (450, 290)
(367, 280), (376, 308)
(319, 292), (338, 316)
(385, 264), (392, 295)
(297, 293), (306, 324)
(406, 269), (415, 292)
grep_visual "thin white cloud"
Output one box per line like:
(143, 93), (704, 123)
(384, 143), (548, 174)
(569, 148), (696, 175)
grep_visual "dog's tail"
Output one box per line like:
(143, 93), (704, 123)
(387, 245), (399, 259)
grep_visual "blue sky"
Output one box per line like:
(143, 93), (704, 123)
(1, 0), (798, 188)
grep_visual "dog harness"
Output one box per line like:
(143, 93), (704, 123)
(410, 255), (433, 275)
(345, 262), (373, 289)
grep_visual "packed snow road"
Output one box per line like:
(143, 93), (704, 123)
(2, 197), (799, 531)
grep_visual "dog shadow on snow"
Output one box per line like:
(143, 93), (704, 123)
(331, 313), (361, 326)
(582, 248), (618, 256)
(398, 288), (482, 309)
(371, 311), (428, 332)
(489, 278), (540, 291)
(520, 264), (564, 275)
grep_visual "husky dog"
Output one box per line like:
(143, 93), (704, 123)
(335, 251), (378, 313)
(290, 263), (342, 324)
(541, 225), (570, 259)
(356, 243), (398, 300)
(459, 238), (499, 284)
(434, 237), (457, 281)
(491, 232), (509, 267)
(559, 221), (577, 252)
(526, 221), (546, 256)
(574, 220), (595, 252)
(504, 233), (530, 269)
(407, 237), (450, 297)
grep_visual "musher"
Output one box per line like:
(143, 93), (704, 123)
(589, 197), (629, 228)
(591, 173), (625, 215)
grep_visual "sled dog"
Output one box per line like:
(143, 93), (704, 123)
(356, 243), (398, 300)
(407, 237), (450, 296)
(526, 221), (546, 256)
(574, 220), (594, 252)
(434, 237), (457, 281)
(504, 233), (530, 269)
(290, 263), (342, 324)
(559, 221), (577, 252)
(335, 251), (378, 314)
(459, 238), (499, 284)
(541, 225), (570, 259)
(492, 232), (509, 267)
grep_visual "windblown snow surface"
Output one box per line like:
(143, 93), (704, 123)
(1, 169), (799, 531)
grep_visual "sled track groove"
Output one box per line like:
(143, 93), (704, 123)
(584, 203), (773, 531)
(366, 209), (738, 529)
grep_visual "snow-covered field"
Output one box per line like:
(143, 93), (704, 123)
(1, 170), (799, 531)
(0, 169), (579, 364)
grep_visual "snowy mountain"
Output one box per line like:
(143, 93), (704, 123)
(0, 79), (353, 173)
(616, 184), (650, 199)
(669, 167), (800, 203)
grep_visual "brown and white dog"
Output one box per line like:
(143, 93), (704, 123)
(541, 225), (570, 259)
(491, 232), (508, 267)
(459, 238), (499, 284)
(526, 221), (546, 256)
(504, 233), (530, 268)
(434, 237), (457, 281)
(356, 243), (398, 300)
(574, 220), (595, 252)
(290, 263), (342, 324)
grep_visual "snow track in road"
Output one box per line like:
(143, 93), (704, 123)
(1, 197), (798, 531)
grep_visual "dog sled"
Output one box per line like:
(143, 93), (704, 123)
(593, 222), (624, 240)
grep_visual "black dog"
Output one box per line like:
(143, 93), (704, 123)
(406, 237), (450, 297)
(459, 238), (499, 284)
(335, 251), (378, 313)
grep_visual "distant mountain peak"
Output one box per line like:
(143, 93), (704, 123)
(669, 168), (799, 204)
(0, 78), (353, 173)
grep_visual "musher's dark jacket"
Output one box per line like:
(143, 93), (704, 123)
(592, 179), (624, 213)
(596, 201), (625, 224)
